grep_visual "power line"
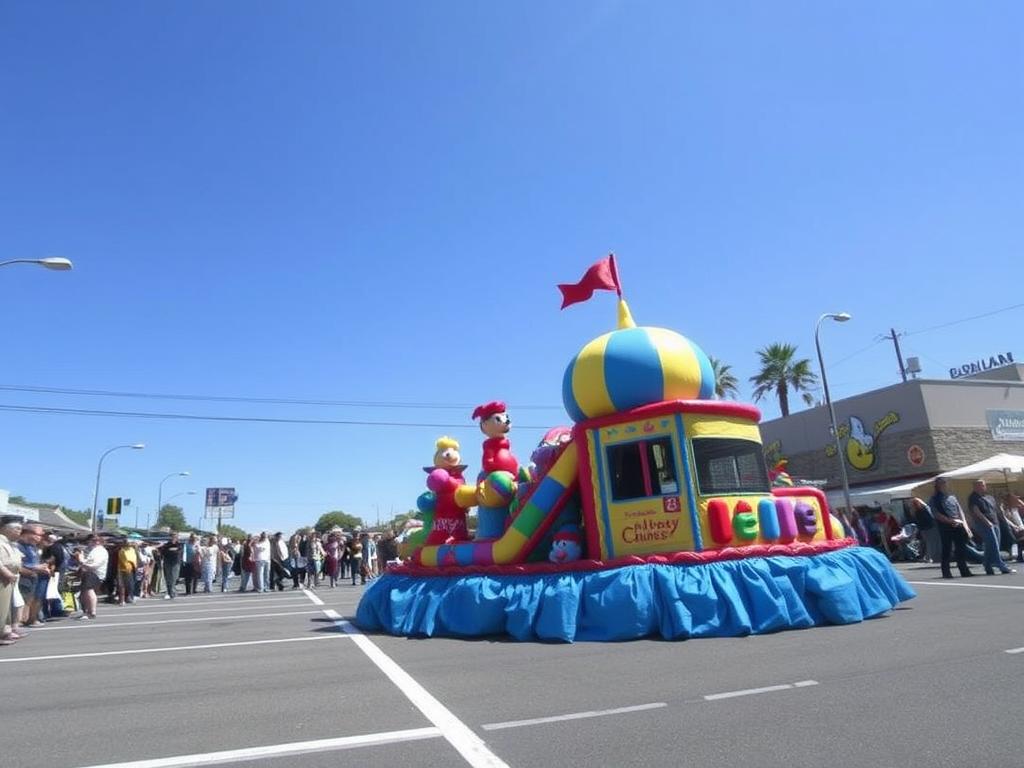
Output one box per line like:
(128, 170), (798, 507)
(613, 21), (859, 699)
(0, 384), (564, 411)
(829, 339), (884, 368)
(0, 403), (559, 429)
(905, 301), (1024, 336)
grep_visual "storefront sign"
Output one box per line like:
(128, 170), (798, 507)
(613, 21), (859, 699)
(824, 411), (901, 471)
(950, 352), (1014, 379)
(907, 445), (925, 466)
(987, 410), (1024, 442)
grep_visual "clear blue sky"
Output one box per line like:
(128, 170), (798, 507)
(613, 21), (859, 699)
(2, 2), (1022, 532)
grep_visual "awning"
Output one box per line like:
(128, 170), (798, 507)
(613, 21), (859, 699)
(825, 478), (929, 509)
(936, 453), (1024, 482)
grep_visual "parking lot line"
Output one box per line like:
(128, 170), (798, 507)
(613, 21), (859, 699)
(482, 702), (668, 731)
(704, 680), (819, 701)
(31, 610), (320, 631)
(906, 580), (1024, 591)
(71, 726), (443, 768)
(1006, 647), (1024, 654)
(309, 594), (510, 768)
(0, 634), (348, 664)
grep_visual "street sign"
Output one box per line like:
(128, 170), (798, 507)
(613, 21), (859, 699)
(106, 497), (122, 517)
(205, 487), (237, 519)
(204, 506), (235, 519)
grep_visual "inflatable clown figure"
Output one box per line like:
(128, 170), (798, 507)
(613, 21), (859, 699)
(548, 527), (582, 564)
(472, 400), (519, 477)
(423, 437), (476, 546)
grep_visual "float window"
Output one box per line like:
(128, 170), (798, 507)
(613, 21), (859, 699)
(606, 438), (678, 501)
(692, 438), (770, 495)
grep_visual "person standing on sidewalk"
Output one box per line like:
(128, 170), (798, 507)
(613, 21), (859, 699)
(157, 531), (183, 599)
(75, 534), (109, 620)
(254, 532), (272, 593)
(116, 537), (139, 605)
(0, 516), (25, 645)
(269, 532), (288, 592)
(348, 536), (364, 586)
(909, 498), (940, 564)
(929, 479), (975, 579)
(218, 539), (234, 592)
(968, 480), (1016, 575)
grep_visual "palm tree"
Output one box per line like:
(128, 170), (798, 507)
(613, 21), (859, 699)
(749, 343), (818, 417)
(709, 357), (740, 400)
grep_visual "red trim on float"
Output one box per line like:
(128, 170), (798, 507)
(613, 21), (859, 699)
(578, 399), (761, 431)
(574, 424), (603, 560)
(386, 538), (857, 578)
(773, 486), (835, 539)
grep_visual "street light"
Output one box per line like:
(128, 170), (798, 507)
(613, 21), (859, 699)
(91, 443), (145, 532)
(0, 257), (74, 271)
(815, 312), (853, 519)
(156, 471), (190, 531)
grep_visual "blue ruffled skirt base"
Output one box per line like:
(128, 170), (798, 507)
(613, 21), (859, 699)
(355, 547), (915, 642)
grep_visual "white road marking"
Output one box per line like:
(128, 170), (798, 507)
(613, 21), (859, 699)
(0, 634), (348, 664)
(482, 702), (668, 731)
(79, 601), (310, 618)
(1006, 647), (1024, 654)
(906, 580), (1024, 591)
(302, 588), (324, 605)
(704, 680), (819, 701)
(70, 726), (442, 768)
(31, 610), (319, 631)
(304, 593), (509, 768)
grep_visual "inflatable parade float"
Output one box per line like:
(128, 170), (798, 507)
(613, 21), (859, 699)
(356, 256), (915, 642)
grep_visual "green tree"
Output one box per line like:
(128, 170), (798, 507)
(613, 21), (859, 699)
(314, 511), (364, 533)
(217, 523), (247, 541)
(157, 504), (188, 531)
(749, 343), (818, 417)
(709, 357), (740, 400)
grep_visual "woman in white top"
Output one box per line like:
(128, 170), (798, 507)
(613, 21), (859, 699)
(254, 533), (272, 593)
(75, 534), (109, 620)
(198, 537), (219, 593)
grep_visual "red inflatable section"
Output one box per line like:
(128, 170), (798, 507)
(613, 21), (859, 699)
(389, 537), (856, 579)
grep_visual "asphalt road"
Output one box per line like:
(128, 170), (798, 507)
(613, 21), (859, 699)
(1, 561), (1021, 768)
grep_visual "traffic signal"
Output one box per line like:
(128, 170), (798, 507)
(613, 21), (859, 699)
(106, 497), (122, 517)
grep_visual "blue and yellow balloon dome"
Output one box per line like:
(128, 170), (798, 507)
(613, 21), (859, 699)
(562, 321), (716, 423)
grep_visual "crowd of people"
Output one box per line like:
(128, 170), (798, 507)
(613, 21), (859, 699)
(7, 479), (1020, 647)
(0, 516), (400, 647)
(854, 479), (1024, 578)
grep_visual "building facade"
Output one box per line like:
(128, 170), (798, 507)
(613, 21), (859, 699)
(759, 365), (1024, 498)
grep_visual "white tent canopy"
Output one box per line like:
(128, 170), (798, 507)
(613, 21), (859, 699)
(826, 453), (1024, 509)
(935, 453), (1024, 482)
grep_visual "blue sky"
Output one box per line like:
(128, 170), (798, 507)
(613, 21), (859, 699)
(1, 2), (1022, 532)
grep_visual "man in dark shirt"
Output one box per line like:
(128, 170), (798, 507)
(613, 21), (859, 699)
(967, 480), (1015, 575)
(157, 531), (183, 599)
(929, 479), (974, 579)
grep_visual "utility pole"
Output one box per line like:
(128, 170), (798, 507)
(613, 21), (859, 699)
(880, 328), (908, 382)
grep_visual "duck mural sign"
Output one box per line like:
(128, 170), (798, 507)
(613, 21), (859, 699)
(825, 411), (900, 471)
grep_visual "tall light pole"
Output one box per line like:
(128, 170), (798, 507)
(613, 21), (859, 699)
(156, 471), (190, 530)
(0, 257), (74, 271)
(815, 313), (853, 517)
(91, 443), (145, 532)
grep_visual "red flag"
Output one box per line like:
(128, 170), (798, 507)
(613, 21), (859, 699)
(558, 254), (621, 309)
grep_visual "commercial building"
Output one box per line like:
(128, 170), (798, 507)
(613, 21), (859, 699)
(759, 364), (1024, 508)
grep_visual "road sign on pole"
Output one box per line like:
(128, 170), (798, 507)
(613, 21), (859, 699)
(205, 488), (237, 520)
